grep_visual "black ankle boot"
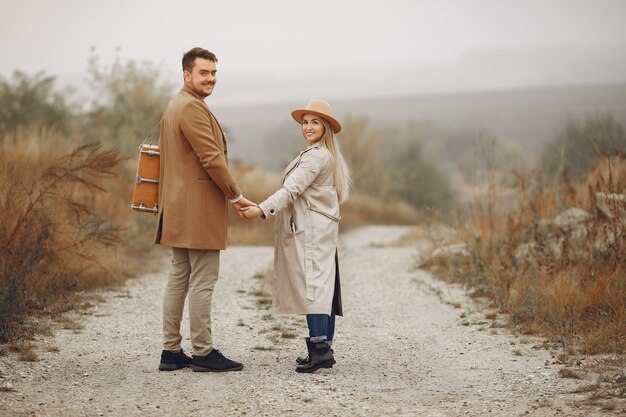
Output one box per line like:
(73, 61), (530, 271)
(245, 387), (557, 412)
(295, 339), (335, 373)
(295, 337), (313, 365)
(296, 338), (334, 365)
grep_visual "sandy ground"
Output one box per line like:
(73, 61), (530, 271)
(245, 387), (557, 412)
(0, 225), (623, 417)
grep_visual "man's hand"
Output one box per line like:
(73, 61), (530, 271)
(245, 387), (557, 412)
(232, 196), (256, 219)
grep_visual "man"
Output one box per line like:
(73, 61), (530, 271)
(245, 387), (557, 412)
(155, 47), (253, 372)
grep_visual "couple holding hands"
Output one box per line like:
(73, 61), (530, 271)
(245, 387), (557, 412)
(154, 47), (350, 374)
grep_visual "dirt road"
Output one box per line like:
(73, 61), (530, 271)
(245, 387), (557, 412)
(0, 226), (618, 416)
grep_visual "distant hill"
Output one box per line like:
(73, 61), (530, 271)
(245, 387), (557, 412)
(214, 83), (626, 169)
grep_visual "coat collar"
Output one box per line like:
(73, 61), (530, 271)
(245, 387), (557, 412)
(181, 84), (205, 101)
(304, 143), (322, 152)
(179, 84), (227, 146)
(282, 144), (322, 182)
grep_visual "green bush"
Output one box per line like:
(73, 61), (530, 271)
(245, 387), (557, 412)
(340, 116), (453, 212)
(385, 139), (453, 211)
(0, 71), (74, 139)
(81, 49), (175, 155)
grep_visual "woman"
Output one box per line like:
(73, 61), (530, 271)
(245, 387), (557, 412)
(242, 99), (350, 373)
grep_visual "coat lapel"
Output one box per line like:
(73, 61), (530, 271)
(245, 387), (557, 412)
(282, 155), (301, 183)
(209, 111), (228, 150)
(282, 147), (316, 183)
(181, 85), (227, 150)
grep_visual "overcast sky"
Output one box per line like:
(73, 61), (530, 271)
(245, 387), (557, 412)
(2, 0), (626, 105)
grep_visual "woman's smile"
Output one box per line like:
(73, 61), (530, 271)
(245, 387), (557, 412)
(301, 114), (325, 144)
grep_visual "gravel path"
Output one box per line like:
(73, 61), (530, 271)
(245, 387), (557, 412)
(0, 226), (619, 416)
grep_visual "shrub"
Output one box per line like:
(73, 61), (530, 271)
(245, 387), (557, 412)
(455, 155), (626, 354)
(0, 70), (75, 139)
(542, 113), (626, 180)
(81, 49), (175, 155)
(0, 133), (126, 341)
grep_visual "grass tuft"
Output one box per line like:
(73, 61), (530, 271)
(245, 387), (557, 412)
(558, 368), (583, 379)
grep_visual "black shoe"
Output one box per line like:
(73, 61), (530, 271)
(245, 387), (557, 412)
(158, 349), (192, 371)
(295, 337), (313, 365)
(190, 349), (243, 372)
(295, 339), (335, 373)
(295, 354), (309, 365)
(296, 338), (334, 365)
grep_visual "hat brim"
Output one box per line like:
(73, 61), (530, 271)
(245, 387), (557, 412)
(291, 109), (341, 134)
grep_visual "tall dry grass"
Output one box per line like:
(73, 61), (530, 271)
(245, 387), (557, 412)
(457, 157), (626, 354)
(0, 129), (132, 341)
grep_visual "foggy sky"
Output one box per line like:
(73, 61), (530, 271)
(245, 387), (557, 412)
(2, 0), (626, 105)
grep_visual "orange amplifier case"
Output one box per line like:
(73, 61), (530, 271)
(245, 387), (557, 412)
(131, 144), (160, 214)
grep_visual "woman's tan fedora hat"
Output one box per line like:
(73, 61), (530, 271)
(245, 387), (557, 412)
(291, 99), (341, 134)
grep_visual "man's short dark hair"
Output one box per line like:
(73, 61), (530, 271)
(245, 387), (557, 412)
(182, 48), (218, 72)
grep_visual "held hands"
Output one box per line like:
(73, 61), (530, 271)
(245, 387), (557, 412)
(241, 206), (263, 220)
(232, 197), (256, 219)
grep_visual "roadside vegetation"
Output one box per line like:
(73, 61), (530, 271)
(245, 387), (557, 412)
(0, 52), (172, 343)
(431, 114), (626, 355)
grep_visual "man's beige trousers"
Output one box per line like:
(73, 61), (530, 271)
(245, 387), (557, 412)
(162, 247), (220, 357)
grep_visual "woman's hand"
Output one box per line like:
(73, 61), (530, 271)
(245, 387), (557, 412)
(241, 206), (263, 219)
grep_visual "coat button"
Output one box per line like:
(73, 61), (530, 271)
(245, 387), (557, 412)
(270, 209), (275, 214)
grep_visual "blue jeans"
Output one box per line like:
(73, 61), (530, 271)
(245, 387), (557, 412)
(306, 301), (336, 344)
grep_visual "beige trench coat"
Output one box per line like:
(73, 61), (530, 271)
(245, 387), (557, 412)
(154, 85), (241, 250)
(259, 144), (343, 316)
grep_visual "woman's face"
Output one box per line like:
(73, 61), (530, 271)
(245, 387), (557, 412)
(301, 113), (326, 145)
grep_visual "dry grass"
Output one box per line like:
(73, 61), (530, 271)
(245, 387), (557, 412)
(251, 345), (276, 351)
(44, 344), (60, 353)
(0, 129), (149, 342)
(17, 348), (38, 362)
(485, 312), (497, 320)
(59, 317), (84, 332)
(451, 156), (626, 355)
(559, 368), (583, 379)
(281, 330), (297, 339)
(3, 341), (38, 362)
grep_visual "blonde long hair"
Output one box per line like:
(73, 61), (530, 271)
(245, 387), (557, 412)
(319, 119), (351, 203)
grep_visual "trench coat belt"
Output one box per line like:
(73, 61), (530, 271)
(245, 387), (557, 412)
(304, 197), (341, 222)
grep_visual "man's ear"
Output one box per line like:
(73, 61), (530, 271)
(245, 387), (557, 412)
(183, 70), (191, 84)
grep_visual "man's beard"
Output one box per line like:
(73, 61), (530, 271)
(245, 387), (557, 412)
(192, 79), (214, 98)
